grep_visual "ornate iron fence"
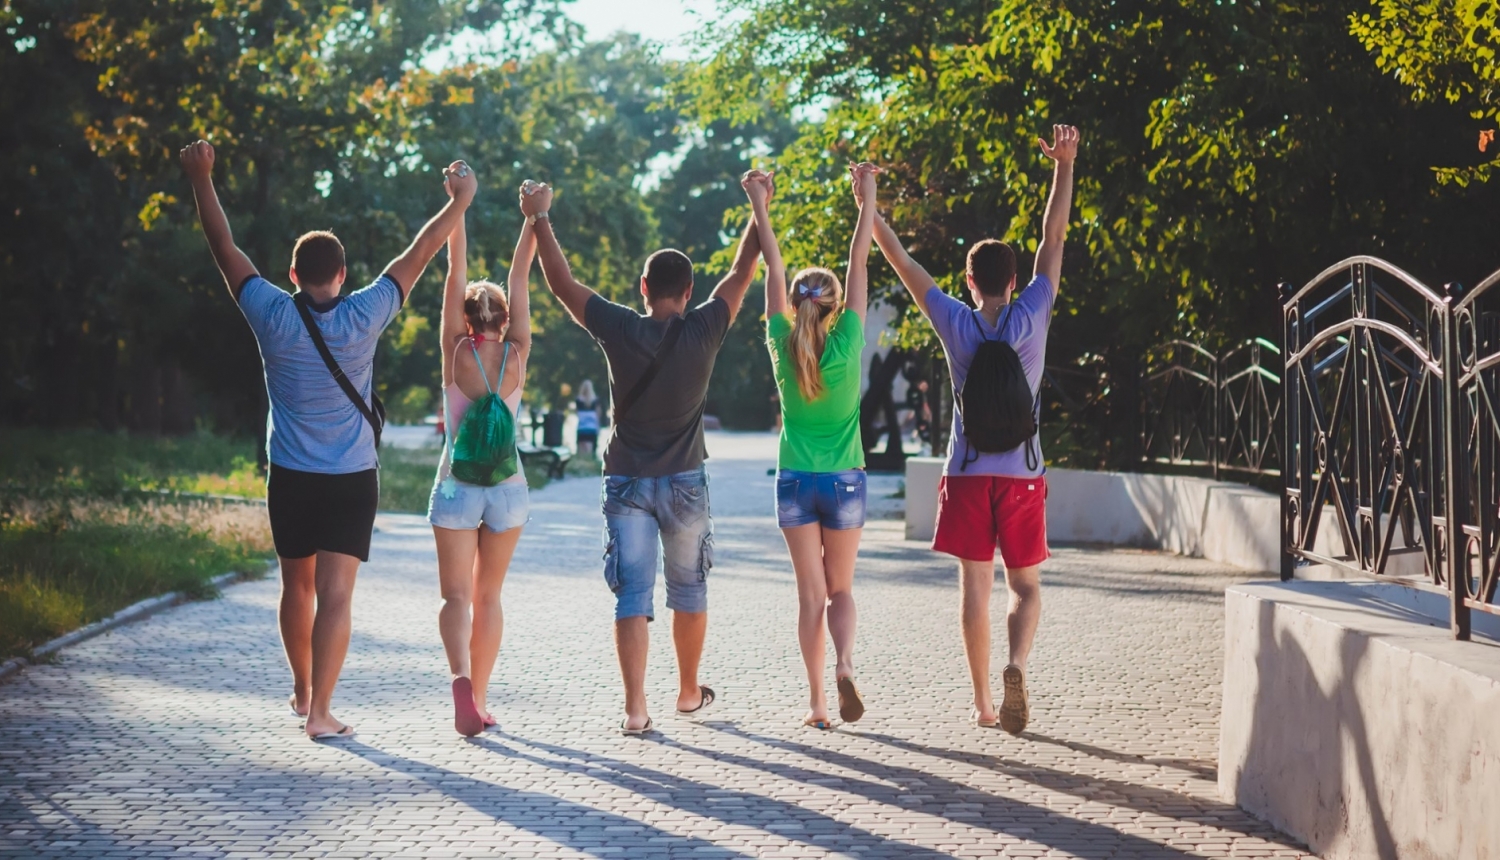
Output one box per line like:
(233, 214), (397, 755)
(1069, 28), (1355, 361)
(1139, 339), (1282, 479)
(1281, 255), (1500, 640)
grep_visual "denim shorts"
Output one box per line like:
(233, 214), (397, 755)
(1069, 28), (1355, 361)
(775, 469), (867, 530)
(428, 476), (530, 533)
(601, 466), (713, 620)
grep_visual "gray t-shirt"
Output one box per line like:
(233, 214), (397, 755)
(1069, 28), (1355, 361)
(584, 294), (732, 477)
(237, 274), (403, 474)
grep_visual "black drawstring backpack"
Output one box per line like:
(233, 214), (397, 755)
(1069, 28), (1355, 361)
(956, 304), (1039, 471)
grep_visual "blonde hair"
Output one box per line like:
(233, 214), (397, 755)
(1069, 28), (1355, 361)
(786, 267), (843, 401)
(578, 379), (597, 403)
(463, 280), (509, 334)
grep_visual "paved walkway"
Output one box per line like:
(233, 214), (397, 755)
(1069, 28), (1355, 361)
(0, 434), (1309, 859)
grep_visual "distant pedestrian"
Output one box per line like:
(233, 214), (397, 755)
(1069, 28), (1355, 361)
(522, 178), (762, 734)
(575, 379), (601, 458)
(870, 125), (1080, 735)
(742, 163), (877, 729)
(181, 141), (475, 740)
(427, 181), (539, 737)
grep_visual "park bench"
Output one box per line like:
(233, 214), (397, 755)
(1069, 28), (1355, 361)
(517, 442), (572, 480)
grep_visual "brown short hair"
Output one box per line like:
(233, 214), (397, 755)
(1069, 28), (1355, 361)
(642, 249), (694, 301)
(966, 239), (1017, 297)
(292, 231), (346, 287)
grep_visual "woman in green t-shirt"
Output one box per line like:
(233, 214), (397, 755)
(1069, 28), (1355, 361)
(743, 163), (878, 729)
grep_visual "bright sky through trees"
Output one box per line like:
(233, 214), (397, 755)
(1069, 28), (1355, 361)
(569, 0), (713, 55)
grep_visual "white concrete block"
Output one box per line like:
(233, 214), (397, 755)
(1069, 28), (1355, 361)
(1044, 469), (1154, 546)
(1221, 581), (1500, 860)
(904, 457), (944, 542)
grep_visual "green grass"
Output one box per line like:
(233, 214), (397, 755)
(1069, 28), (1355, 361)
(0, 427), (263, 499)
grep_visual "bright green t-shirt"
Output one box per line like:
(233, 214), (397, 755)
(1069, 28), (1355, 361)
(767, 309), (866, 472)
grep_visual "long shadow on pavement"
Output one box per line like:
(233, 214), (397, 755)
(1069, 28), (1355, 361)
(334, 741), (752, 860)
(666, 723), (1218, 859)
(478, 732), (957, 859)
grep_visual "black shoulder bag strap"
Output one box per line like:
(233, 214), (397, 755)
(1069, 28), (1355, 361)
(614, 317), (685, 420)
(293, 294), (385, 448)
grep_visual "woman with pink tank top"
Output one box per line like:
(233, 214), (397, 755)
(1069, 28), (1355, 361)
(426, 182), (539, 736)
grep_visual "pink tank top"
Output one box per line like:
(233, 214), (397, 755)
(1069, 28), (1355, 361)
(438, 339), (525, 486)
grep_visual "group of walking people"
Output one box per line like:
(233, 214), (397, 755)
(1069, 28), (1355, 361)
(179, 122), (1079, 741)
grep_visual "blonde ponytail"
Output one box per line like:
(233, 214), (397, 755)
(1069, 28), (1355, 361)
(786, 267), (843, 401)
(463, 280), (509, 335)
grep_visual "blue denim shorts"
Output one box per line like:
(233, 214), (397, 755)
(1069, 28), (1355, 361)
(428, 476), (530, 533)
(601, 467), (713, 620)
(776, 469), (867, 530)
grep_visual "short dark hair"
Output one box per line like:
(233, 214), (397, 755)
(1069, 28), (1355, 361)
(642, 248), (694, 301)
(966, 239), (1017, 297)
(292, 231), (346, 287)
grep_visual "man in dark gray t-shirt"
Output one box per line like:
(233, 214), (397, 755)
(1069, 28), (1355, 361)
(521, 179), (761, 734)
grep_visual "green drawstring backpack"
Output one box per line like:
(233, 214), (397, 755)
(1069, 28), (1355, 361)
(445, 340), (519, 486)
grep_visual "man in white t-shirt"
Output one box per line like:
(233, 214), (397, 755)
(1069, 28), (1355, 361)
(872, 125), (1080, 735)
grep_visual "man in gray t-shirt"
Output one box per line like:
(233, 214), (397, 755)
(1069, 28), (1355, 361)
(521, 180), (761, 734)
(181, 140), (476, 741)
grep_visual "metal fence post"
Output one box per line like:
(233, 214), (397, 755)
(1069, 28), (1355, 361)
(1280, 281), (1297, 581)
(1443, 282), (1472, 640)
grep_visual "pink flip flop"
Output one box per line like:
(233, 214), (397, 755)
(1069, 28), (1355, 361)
(452, 677), (484, 737)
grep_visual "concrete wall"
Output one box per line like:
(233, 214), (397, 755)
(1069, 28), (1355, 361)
(903, 461), (1286, 573)
(1221, 581), (1500, 860)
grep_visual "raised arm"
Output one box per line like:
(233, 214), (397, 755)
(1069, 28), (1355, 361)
(844, 163), (879, 322)
(708, 214), (762, 322)
(521, 182), (598, 326)
(1033, 124), (1079, 292)
(439, 207), (468, 386)
(179, 141), (258, 300)
(871, 209), (938, 318)
(506, 215), (537, 356)
(742, 170), (786, 318)
(384, 160), (477, 301)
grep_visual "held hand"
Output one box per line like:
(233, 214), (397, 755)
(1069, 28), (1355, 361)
(1038, 124), (1080, 165)
(442, 161), (477, 205)
(849, 162), (881, 206)
(519, 181), (553, 217)
(740, 169), (774, 205)
(180, 140), (215, 180)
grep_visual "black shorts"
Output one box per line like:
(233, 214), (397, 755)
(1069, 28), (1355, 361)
(267, 465), (379, 561)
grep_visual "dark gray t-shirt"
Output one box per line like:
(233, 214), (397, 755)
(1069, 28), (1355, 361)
(584, 294), (732, 477)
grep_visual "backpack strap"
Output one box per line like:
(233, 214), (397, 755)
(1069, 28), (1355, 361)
(614, 316), (685, 420)
(294, 293), (383, 448)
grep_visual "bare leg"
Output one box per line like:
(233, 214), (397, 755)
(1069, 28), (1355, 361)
(433, 526), (480, 679)
(616, 616), (650, 730)
(959, 558), (997, 723)
(820, 526), (862, 681)
(470, 525), (522, 714)
(782, 523), (830, 721)
(1003, 564), (1042, 670)
(305, 550), (360, 737)
(278, 555), (317, 716)
(672, 610), (707, 712)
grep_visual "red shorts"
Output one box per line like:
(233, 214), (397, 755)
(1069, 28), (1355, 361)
(932, 475), (1050, 567)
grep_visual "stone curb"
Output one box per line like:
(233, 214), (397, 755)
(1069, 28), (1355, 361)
(0, 568), (254, 684)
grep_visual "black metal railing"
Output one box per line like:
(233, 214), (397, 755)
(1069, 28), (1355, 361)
(1140, 338), (1282, 478)
(1282, 255), (1500, 639)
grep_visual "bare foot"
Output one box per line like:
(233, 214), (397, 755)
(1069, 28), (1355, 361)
(305, 712), (353, 739)
(288, 692), (309, 718)
(622, 712), (652, 732)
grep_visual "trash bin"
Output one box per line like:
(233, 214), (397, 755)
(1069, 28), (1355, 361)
(543, 411), (565, 447)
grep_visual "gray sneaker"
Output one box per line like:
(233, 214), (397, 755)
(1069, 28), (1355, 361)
(999, 664), (1030, 735)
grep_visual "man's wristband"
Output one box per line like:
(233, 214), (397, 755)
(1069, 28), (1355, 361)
(527, 210), (551, 225)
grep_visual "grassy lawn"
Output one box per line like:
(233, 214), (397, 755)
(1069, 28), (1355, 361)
(0, 428), (589, 659)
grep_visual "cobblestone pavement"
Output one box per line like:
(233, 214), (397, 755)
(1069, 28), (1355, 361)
(0, 434), (1310, 859)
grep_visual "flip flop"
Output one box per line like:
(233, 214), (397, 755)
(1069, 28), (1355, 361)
(676, 685), (716, 716)
(620, 717), (654, 735)
(836, 677), (865, 723)
(803, 716), (834, 730)
(971, 706), (999, 729)
(288, 693), (308, 719)
(452, 677), (484, 738)
(309, 725), (356, 742)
